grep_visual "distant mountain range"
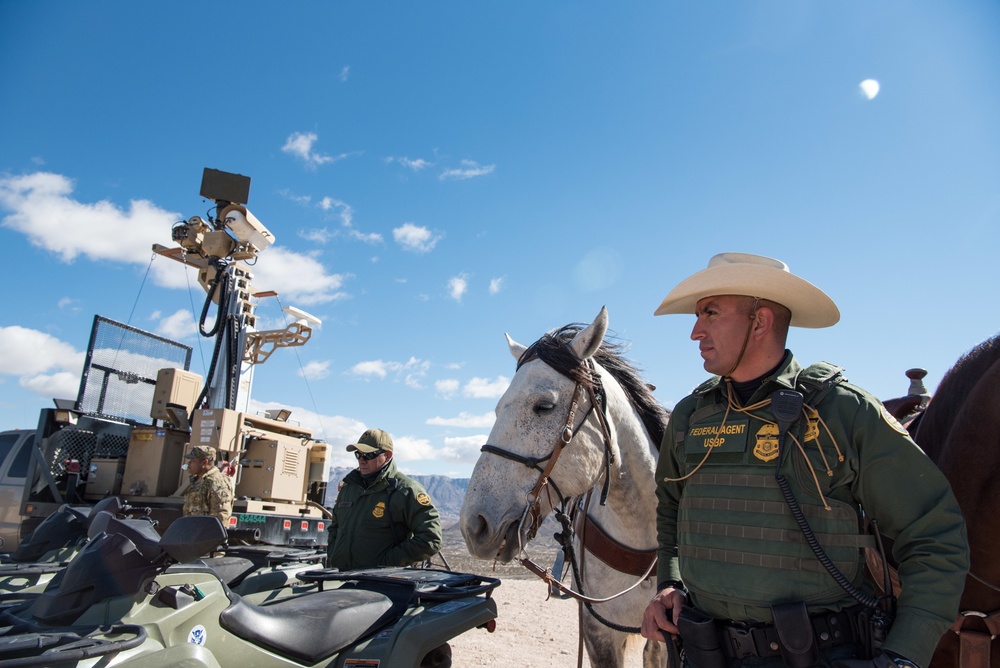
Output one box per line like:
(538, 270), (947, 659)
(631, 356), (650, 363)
(326, 466), (471, 521)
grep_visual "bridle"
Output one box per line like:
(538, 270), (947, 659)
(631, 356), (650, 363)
(479, 350), (615, 546)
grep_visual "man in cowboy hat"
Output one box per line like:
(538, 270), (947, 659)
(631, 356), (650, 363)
(641, 253), (968, 668)
(182, 445), (234, 526)
(326, 428), (443, 570)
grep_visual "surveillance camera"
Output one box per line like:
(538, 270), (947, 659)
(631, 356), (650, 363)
(219, 204), (274, 251)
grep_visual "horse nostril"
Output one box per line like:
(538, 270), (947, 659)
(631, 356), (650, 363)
(469, 514), (489, 541)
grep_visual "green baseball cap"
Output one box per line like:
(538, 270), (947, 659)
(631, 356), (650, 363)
(346, 428), (394, 453)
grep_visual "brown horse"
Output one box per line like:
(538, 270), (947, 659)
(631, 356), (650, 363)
(910, 334), (1000, 668)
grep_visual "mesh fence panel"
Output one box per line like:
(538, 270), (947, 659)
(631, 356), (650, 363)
(76, 316), (192, 425)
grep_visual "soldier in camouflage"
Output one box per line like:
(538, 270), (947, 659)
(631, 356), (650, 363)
(182, 445), (234, 526)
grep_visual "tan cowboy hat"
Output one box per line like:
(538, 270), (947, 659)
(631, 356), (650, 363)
(653, 252), (840, 328)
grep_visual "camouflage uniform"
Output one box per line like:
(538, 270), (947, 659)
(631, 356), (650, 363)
(183, 466), (233, 525)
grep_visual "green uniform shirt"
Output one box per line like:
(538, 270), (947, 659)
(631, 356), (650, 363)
(326, 459), (443, 570)
(655, 352), (969, 667)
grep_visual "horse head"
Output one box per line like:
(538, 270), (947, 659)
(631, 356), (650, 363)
(461, 306), (663, 564)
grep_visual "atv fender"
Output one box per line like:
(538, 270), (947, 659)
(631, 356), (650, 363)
(115, 641), (222, 668)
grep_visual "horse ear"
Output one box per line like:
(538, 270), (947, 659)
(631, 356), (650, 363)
(569, 306), (608, 361)
(506, 333), (527, 361)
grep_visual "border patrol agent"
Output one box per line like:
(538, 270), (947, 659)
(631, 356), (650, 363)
(182, 445), (234, 526)
(326, 428), (443, 570)
(641, 253), (968, 668)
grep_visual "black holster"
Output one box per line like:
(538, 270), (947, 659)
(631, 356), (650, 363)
(771, 601), (819, 668)
(677, 606), (728, 668)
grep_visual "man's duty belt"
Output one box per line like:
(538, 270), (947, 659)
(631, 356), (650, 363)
(721, 608), (859, 659)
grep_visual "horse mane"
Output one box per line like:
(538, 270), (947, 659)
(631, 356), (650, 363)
(517, 324), (670, 450)
(916, 332), (1000, 463)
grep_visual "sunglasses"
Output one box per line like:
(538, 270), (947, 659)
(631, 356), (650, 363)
(354, 449), (385, 461)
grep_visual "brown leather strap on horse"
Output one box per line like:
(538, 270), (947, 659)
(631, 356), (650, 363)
(522, 383), (584, 542)
(949, 609), (1000, 668)
(574, 503), (657, 578)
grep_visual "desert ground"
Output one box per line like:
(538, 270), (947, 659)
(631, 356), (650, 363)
(438, 527), (651, 667)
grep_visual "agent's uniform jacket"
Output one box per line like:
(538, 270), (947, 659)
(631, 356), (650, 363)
(327, 459), (443, 570)
(654, 352), (969, 668)
(182, 466), (234, 526)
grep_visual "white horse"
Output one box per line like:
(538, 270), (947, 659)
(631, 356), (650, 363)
(460, 307), (671, 668)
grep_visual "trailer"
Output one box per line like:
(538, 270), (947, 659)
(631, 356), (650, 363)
(2, 169), (331, 553)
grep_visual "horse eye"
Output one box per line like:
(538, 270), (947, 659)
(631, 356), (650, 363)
(533, 401), (556, 415)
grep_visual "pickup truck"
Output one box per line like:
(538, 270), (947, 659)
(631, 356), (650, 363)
(0, 430), (33, 551)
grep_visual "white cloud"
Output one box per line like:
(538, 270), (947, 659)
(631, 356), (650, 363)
(448, 274), (469, 302)
(58, 297), (82, 312)
(489, 277), (504, 295)
(349, 357), (429, 388)
(250, 246), (350, 306)
(393, 223), (441, 253)
(859, 79), (880, 100)
(387, 156), (431, 172)
(20, 371), (81, 400)
(338, 66), (350, 82)
(281, 132), (336, 168)
(427, 411), (495, 429)
(299, 360), (331, 380)
(439, 159), (495, 181)
(441, 435), (489, 463)
(0, 172), (178, 265)
(464, 376), (510, 399)
(0, 172), (347, 305)
(350, 360), (391, 379)
(155, 309), (197, 340)
(0, 326), (85, 401)
(0, 326), (83, 376)
(300, 227), (334, 244)
(391, 435), (438, 462)
(435, 378), (460, 398)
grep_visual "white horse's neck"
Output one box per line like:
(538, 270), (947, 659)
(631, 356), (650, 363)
(583, 366), (659, 552)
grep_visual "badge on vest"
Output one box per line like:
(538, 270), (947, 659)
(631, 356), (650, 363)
(753, 423), (780, 462)
(416, 492), (432, 506)
(372, 501), (385, 518)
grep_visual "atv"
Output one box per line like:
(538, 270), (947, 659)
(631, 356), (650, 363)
(0, 512), (499, 667)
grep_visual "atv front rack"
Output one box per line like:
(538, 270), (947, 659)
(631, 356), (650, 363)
(297, 566), (502, 601)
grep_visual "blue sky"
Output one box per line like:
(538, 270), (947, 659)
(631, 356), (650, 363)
(1, 2), (998, 478)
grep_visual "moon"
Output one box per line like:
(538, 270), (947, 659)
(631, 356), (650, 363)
(859, 79), (880, 100)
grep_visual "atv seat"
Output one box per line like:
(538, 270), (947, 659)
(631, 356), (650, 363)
(199, 556), (257, 587)
(219, 584), (412, 663)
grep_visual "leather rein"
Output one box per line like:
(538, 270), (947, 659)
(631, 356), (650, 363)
(479, 353), (657, 607)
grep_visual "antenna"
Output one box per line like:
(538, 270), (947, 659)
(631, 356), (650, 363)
(282, 306), (322, 325)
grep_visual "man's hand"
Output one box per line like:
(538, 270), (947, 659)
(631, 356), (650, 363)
(641, 587), (686, 641)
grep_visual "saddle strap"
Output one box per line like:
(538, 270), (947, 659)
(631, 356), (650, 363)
(950, 610), (1000, 668)
(575, 512), (657, 578)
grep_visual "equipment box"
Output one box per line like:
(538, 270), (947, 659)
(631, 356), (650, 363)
(236, 435), (309, 502)
(121, 427), (189, 496)
(85, 457), (126, 499)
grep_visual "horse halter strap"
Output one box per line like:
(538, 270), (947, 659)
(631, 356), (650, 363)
(479, 356), (615, 544)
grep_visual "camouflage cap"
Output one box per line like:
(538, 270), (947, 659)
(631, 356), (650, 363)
(185, 445), (217, 461)
(346, 428), (394, 453)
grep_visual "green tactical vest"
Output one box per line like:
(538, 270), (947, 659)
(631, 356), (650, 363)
(674, 363), (875, 613)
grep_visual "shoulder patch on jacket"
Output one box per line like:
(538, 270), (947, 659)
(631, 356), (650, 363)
(416, 492), (432, 506)
(880, 404), (910, 435)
